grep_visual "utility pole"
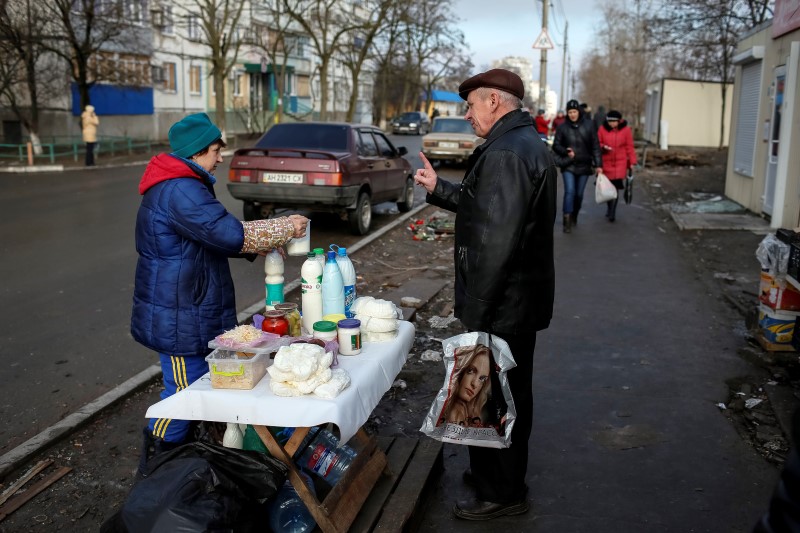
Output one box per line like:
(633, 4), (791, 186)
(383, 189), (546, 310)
(538, 0), (549, 111)
(560, 21), (568, 110)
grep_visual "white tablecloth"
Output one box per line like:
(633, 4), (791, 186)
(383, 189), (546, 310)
(145, 321), (415, 444)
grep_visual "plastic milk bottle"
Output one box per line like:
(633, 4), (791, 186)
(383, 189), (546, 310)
(321, 251), (345, 316)
(333, 246), (357, 318)
(300, 252), (323, 335)
(265, 249), (284, 309)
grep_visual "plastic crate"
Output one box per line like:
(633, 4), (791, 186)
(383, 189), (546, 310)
(776, 228), (800, 244)
(789, 242), (800, 281)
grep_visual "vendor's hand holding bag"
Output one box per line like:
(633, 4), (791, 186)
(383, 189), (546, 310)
(595, 172), (617, 204)
(419, 331), (517, 449)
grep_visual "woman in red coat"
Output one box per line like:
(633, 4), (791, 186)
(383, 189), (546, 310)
(597, 110), (637, 222)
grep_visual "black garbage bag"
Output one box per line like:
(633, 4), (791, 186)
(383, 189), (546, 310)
(102, 441), (288, 533)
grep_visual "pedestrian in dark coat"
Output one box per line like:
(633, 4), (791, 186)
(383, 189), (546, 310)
(598, 109), (637, 221)
(552, 99), (602, 232)
(131, 112), (308, 476)
(414, 68), (557, 521)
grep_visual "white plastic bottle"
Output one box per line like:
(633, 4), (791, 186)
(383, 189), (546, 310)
(313, 248), (326, 273)
(222, 423), (244, 449)
(321, 251), (345, 316)
(301, 252), (323, 335)
(265, 249), (284, 309)
(333, 247), (357, 318)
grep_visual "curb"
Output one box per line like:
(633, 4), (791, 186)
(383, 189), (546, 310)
(0, 165), (64, 173)
(0, 149), (236, 174)
(0, 365), (162, 481)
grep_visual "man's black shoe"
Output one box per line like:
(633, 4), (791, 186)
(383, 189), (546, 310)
(453, 498), (529, 520)
(462, 468), (477, 487)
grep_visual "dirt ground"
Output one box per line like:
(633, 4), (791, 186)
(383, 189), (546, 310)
(0, 145), (793, 531)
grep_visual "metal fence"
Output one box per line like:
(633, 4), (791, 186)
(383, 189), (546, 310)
(0, 135), (154, 164)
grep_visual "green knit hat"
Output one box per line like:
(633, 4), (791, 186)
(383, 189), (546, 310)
(168, 113), (222, 158)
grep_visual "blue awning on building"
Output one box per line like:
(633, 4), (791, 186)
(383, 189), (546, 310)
(427, 90), (462, 102)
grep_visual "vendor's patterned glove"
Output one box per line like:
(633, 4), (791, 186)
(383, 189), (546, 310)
(240, 217), (294, 253)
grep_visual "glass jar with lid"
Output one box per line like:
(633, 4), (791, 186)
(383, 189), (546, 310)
(275, 302), (302, 337)
(312, 320), (337, 342)
(262, 309), (289, 336)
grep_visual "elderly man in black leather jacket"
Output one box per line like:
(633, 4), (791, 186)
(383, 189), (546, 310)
(415, 68), (557, 520)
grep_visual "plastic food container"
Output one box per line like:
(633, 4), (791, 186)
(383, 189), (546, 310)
(205, 349), (270, 390)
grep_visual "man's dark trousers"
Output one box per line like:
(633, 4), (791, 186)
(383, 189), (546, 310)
(468, 332), (536, 503)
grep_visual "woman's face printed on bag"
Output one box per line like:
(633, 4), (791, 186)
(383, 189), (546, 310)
(458, 351), (490, 403)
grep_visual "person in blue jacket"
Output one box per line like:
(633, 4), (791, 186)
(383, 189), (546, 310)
(131, 113), (307, 476)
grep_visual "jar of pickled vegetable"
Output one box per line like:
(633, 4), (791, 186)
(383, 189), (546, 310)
(275, 302), (301, 337)
(261, 310), (289, 336)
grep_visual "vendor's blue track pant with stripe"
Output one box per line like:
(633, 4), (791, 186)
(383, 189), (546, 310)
(148, 353), (208, 444)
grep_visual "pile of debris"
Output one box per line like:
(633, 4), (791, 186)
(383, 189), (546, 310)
(408, 213), (455, 241)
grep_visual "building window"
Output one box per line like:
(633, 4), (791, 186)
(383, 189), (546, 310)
(164, 62), (177, 91)
(163, 5), (174, 34)
(187, 15), (200, 41)
(123, 0), (146, 23)
(232, 71), (242, 96)
(189, 65), (202, 94)
(297, 75), (310, 97)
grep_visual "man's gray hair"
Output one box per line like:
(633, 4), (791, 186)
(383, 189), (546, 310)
(475, 87), (523, 109)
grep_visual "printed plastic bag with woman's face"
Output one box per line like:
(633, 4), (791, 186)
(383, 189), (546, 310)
(419, 331), (517, 448)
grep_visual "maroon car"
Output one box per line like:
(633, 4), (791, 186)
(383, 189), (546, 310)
(227, 122), (414, 235)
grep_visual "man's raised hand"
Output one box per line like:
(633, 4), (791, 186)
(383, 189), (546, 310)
(415, 152), (438, 194)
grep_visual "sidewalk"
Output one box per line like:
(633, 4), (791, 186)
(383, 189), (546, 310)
(416, 187), (779, 532)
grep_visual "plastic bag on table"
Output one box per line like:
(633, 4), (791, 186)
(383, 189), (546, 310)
(419, 331), (517, 448)
(101, 441), (288, 533)
(756, 234), (790, 276)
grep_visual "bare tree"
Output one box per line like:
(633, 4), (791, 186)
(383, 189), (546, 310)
(652, 0), (774, 147)
(246, 1), (307, 126)
(280, 0), (365, 120)
(0, 0), (65, 151)
(577, 0), (660, 133)
(41, 0), (148, 112)
(337, 0), (395, 122)
(370, 0), (410, 126)
(176, 0), (246, 138)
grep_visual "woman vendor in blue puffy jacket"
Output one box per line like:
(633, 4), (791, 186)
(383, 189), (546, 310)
(130, 113), (307, 476)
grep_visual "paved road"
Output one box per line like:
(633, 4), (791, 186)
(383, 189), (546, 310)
(0, 133), (432, 454)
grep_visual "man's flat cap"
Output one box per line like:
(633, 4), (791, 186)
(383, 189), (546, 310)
(458, 69), (524, 100)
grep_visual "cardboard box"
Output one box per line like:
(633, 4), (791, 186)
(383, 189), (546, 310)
(758, 304), (800, 344)
(759, 271), (800, 311)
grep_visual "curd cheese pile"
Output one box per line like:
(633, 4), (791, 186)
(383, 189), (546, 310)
(351, 296), (402, 342)
(267, 343), (350, 399)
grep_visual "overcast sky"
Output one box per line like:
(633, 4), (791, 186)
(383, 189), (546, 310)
(454, 0), (604, 102)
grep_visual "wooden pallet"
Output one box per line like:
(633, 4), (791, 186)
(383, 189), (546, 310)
(255, 427), (443, 533)
(756, 332), (798, 352)
(351, 436), (443, 533)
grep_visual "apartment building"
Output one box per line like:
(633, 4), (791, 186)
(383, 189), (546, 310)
(1, 0), (375, 143)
